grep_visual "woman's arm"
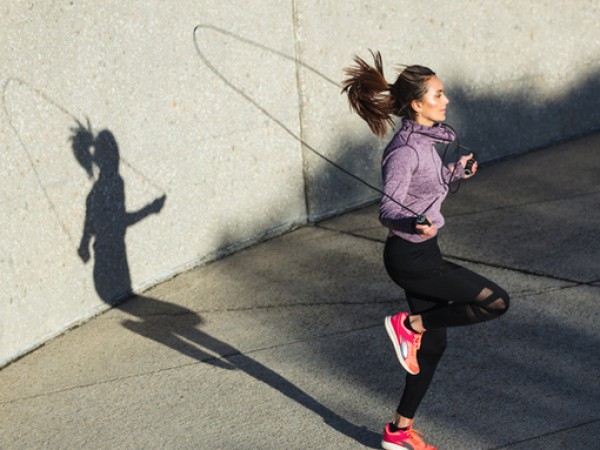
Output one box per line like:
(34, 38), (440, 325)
(78, 191), (94, 263)
(125, 195), (166, 227)
(379, 146), (419, 233)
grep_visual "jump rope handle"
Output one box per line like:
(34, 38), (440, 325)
(464, 152), (477, 176)
(415, 215), (431, 227)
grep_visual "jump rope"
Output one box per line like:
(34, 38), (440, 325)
(193, 24), (475, 225)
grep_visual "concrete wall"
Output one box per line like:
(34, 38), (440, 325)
(1, 1), (599, 366)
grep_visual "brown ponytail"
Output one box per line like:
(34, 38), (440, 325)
(342, 51), (436, 138)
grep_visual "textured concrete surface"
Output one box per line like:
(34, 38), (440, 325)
(2, 1), (600, 376)
(0, 134), (598, 449)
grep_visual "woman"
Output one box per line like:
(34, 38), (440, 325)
(342, 51), (509, 450)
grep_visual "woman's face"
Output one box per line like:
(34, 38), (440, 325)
(412, 76), (449, 126)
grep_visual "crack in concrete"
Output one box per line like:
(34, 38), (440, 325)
(445, 253), (599, 287)
(186, 298), (396, 315)
(119, 298), (396, 319)
(446, 189), (600, 219)
(486, 416), (600, 449)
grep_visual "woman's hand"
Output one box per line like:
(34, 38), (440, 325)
(459, 152), (478, 178)
(150, 195), (166, 214)
(415, 216), (438, 238)
(78, 244), (90, 263)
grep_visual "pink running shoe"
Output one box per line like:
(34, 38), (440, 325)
(381, 423), (437, 450)
(384, 312), (422, 375)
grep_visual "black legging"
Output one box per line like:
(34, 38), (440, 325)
(383, 234), (509, 418)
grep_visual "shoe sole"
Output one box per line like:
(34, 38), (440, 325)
(385, 316), (419, 375)
(381, 439), (413, 450)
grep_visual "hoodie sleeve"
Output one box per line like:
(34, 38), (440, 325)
(379, 145), (419, 233)
(443, 160), (465, 182)
(438, 124), (463, 181)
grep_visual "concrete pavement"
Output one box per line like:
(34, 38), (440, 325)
(1, 133), (599, 449)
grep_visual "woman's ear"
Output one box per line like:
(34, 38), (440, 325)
(411, 99), (422, 116)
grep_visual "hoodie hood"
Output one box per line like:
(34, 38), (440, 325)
(401, 119), (457, 144)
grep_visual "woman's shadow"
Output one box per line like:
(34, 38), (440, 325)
(71, 121), (379, 447)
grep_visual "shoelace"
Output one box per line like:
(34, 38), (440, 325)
(412, 332), (422, 350)
(406, 428), (427, 446)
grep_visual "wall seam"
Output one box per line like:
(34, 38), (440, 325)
(291, 0), (310, 222)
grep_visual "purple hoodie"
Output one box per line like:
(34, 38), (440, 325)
(379, 120), (464, 242)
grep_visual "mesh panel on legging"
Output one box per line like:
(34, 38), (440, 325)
(418, 272), (510, 330)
